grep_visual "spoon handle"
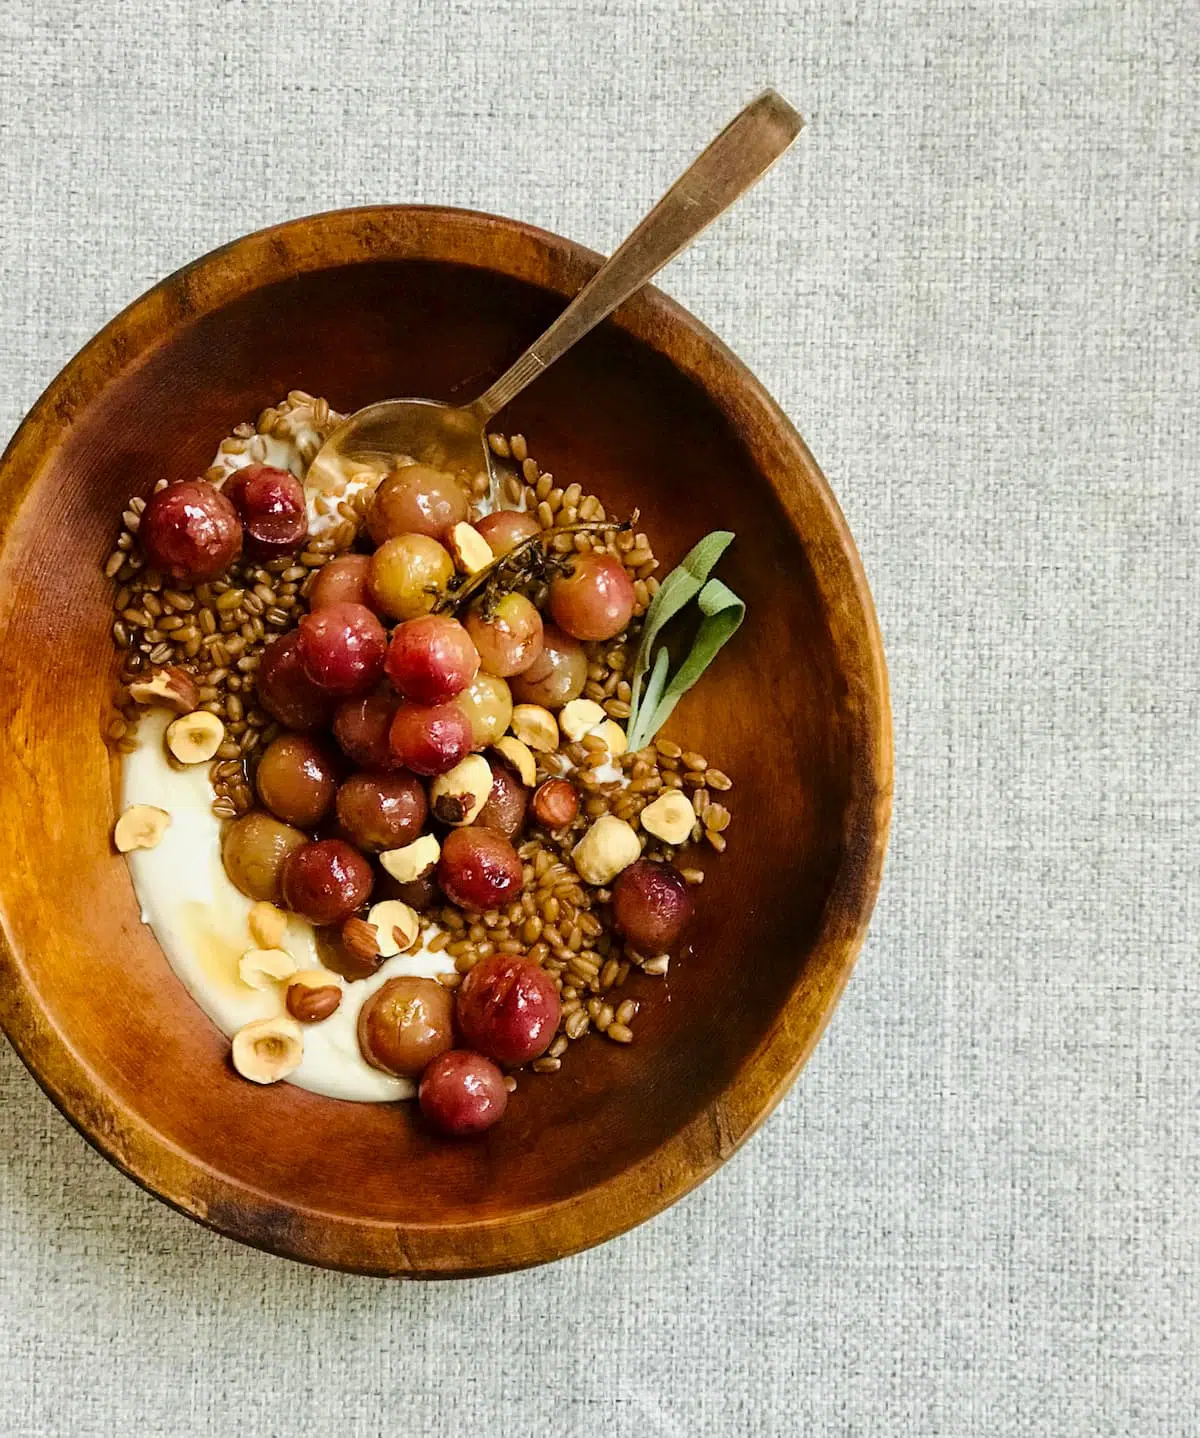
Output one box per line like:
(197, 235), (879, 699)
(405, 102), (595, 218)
(469, 89), (803, 423)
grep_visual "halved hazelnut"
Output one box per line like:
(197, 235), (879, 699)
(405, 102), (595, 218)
(593, 719), (628, 756)
(231, 1015), (303, 1083)
(572, 814), (642, 885)
(165, 709), (225, 764)
(367, 899), (420, 956)
(342, 916), (381, 965)
(559, 698), (606, 742)
(511, 704), (558, 752)
(248, 900), (287, 950)
(238, 947), (298, 989)
(492, 735), (537, 787)
(113, 804), (170, 853)
(639, 791), (695, 846)
(128, 666), (200, 715)
(286, 970), (343, 1023)
(379, 833), (440, 885)
(429, 754), (493, 825)
(447, 521), (494, 575)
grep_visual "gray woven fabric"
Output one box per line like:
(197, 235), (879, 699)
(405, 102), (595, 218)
(1, 1), (1196, 1434)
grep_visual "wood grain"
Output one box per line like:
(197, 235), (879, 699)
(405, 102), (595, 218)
(0, 205), (892, 1276)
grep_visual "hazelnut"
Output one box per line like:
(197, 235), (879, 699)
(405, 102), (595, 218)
(429, 754), (493, 825)
(341, 916), (381, 965)
(594, 719), (627, 757)
(492, 735), (537, 787)
(447, 521), (494, 575)
(639, 790), (696, 846)
(286, 970), (343, 1023)
(379, 833), (440, 885)
(231, 1015), (303, 1083)
(559, 698), (606, 742)
(128, 666), (200, 714)
(113, 804), (170, 853)
(572, 814), (641, 885)
(367, 899), (420, 956)
(165, 709), (225, 764)
(248, 900), (287, 950)
(238, 947), (298, 989)
(511, 703), (558, 752)
(532, 778), (580, 830)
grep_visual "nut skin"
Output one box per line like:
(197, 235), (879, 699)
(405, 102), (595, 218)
(572, 814), (642, 885)
(429, 754), (493, 826)
(532, 778), (580, 830)
(341, 916), (382, 965)
(366, 899), (420, 955)
(127, 666), (199, 714)
(286, 977), (342, 1023)
(447, 521), (494, 574)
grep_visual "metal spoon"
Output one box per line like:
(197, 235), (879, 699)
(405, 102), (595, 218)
(309, 90), (802, 495)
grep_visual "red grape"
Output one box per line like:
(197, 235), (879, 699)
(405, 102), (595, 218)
(308, 553), (374, 611)
(224, 464), (307, 559)
(140, 479), (242, 581)
(474, 510), (539, 558)
(389, 699), (473, 776)
(358, 976), (454, 1077)
(256, 632), (336, 731)
(386, 615), (480, 705)
(255, 733), (338, 827)
(508, 625), (587, 709)
(455, 954), (560, 1065)
(610, 859), (694, 953)
(437, 826), (522, 910)
(280, 838), (374, 925)
(549, 552), (635, 641)
(464, 593), (543, 677)
(419, 1050), (508, 1136)
(332, 694), (402, 770)
(336, 772), (427, 852)
(475, 759), (528, 841)
(367, 464), (469, 544)
(297, 602), (387, 697)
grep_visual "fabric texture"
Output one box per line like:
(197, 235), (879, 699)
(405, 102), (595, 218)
(0, 1), (1196, 1433)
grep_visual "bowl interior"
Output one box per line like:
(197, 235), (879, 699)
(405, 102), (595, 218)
(0, 212), (888, 1274)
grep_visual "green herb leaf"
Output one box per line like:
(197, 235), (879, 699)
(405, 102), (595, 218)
(625, 535), (744, 752)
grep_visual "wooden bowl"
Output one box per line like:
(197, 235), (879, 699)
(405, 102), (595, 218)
(0, 206), (891, 1276)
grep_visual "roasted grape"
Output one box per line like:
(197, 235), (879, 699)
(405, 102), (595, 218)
(221, 811), (308, 903)
(296, 602), (387, 697)
(475, 758), (528, 840)
(455, 954), (560, 1065)
(224, 464), (307, 559)
(389, 699), (473, 776)
(358, 976), (454, 1077)
(256, 631), (336, 732)
(386, 615), (480, 705)
(455, 672), (513, 749)
(465, 593), (543, 677)
(437, 826), (522, 910)
(366, 464), (469, 544)
(473, 509), (539, 558)
(610, 859), (694, 953)
(336, 772), (427, 852)
(140, 479), (242, 582)
(308, 552), (373, 611)
(255, 734), (338, 827)
(332, 694), (402, 770)
(508, 625), (587, 709)
(549, 552), (635, 641)
(419, 1050), (508, 1136)
(368, 534), (454, 620)
(280, 838), (374, 925)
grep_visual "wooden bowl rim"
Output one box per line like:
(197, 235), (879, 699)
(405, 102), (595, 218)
(0, 204), (892, 1276)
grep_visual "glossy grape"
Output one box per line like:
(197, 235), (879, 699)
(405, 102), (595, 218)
(358, 976), (454, 1077)
(255, 733), (338, 827)
(308, 552), (373, 611)
(224, 464), (307, 559)
(221, 811), (308, 903)
(610, 859), (694, 954)
(335, 771), (427, 852)
(388, 699), (473, 777)
(455, 672), (513, 750)
(474, 509), (539, 558)
(366, 464), (469, 544)
(368, 534), (454, 621)
(455, 954), (560, 1065)
(386, 615), (480, 705)
(280, 838), (374, 925)
(296, 601), (387, 697)
(256, 632), (336, 731)
(419, 1050), (508, 1136)
(508, 625), (587, 709)
(437, 826), (523, 910)
(465, 593), (543, 677)
(332, 694), (402, 770)
(140, 480), (242, 582)
(549, 552), (635, 641)
(475, 758), (528, 840)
